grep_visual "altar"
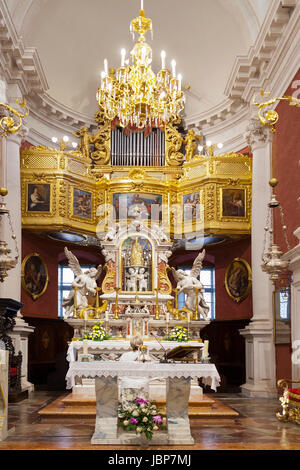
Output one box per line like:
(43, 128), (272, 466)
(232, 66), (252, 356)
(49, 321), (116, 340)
(66, 360), (221, 445)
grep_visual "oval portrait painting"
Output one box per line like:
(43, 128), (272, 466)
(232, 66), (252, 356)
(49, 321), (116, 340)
(21, 253), (49, 300)
(225, 258), (252, 303)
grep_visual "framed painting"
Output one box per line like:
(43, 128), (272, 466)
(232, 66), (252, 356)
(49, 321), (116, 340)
(27, 183), (50, 212)
(222, 188), (245, 218)
(182, 192), (201, 221)
(21, 253), (49, 300)
(73, 188), (92, 219)
(113, 193), (162, 221)
(225, 257), (252, 303)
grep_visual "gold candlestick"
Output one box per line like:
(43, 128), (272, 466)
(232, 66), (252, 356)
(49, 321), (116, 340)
(73, 286), (78, 318)
(114, 287), (120, 319)
(95, 287), (101, 319)
(193, 287), (199, 320)
(187, 311), (191, 338)
(154, 288), (160, 320)
(173, 288), (179, 320)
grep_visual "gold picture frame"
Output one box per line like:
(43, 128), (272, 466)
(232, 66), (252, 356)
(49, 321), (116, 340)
(224, 257), (252, 303)
(21, 253), (49, 300)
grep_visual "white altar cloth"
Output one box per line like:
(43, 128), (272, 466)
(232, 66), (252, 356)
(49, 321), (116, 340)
(65, 360), (220, 391)
(66, 339), (204, 363)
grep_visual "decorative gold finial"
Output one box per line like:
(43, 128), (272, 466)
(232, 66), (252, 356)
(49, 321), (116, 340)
(0, 187), (8, 197)
(269, 178), (278, 188)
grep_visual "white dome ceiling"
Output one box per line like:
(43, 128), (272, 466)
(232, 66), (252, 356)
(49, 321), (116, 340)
(6, 0), (271, 125)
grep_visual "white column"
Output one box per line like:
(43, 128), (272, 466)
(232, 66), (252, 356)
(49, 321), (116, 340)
(282, 227), (300, 381)
(0, 132), (22, 300)
(239, 118), (277, 397)
(0, 84), (34, 393)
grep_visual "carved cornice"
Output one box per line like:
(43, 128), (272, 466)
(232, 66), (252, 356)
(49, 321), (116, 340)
(0, 0), (299, 143)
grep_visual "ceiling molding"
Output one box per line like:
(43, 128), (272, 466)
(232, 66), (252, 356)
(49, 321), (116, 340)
(0, 0), (299, 144)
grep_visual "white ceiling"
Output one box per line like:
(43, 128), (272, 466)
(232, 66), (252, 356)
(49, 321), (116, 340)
(6, 0), (271, 125)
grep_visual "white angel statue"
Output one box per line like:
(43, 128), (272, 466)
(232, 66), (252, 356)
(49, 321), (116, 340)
(62, 247), (102, 318)
(171, 250), (210, 320)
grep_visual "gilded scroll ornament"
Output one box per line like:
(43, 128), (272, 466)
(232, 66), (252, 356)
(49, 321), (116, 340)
(165, 124), (184, 166)
(91, 121), (111, 164)
(0, 99), (29, 137)
(253, 90), (300, 133)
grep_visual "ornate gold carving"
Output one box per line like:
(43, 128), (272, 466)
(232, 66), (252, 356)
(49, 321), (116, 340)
(102, 264), (116, 293)
(73, 127), (94, 160)
(183, 129), (202, 163)
(91, 121), (111, 164)
(128, 168), (147, 179)
(277, 379), (300, 424)
(165, 123), (184, 166)
(0, 99), (29, 137)
(79, 300), (108, 320)
(253, 90), (300, 132)
(158, 270), (172, 295)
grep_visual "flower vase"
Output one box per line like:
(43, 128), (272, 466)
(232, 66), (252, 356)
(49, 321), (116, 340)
(140, 433), (150, 448)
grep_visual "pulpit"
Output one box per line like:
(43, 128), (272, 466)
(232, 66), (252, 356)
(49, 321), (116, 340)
(66, 361), (220, 445)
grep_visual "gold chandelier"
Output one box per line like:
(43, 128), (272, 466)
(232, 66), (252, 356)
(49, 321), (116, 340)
(96, 5), (185, 130)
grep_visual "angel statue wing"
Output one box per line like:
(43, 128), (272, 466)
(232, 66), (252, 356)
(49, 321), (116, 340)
(170, 266), (183, 284)
(64, 247), (83, 277)
(94, 265), (103, 280)
(190, 249), (206, 279)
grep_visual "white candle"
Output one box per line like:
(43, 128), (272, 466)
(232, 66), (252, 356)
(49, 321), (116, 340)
(121, 48), (126, 67)
(161, 50), (166, 70)
(104, 58), (108, 75)
(141, 0), (144, 10)
(166, 311), (170, 323)
(171, 59), (176, 78)
(203, 340), (209, 358)
(187, 312), (191, 323)
(82, 339), (88, 355)
(105, 311), (109, 322)
(177, 73), (182, 91)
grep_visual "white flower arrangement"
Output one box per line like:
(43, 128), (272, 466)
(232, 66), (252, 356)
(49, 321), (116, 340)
(167, 325), (189, 342)
(80, 322), (110, 342)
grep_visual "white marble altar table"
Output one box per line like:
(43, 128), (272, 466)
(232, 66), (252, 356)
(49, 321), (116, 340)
(66, 339), (204, 363)
(65, 361), (220, 445)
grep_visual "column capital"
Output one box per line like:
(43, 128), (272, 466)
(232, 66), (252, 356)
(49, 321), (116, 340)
(245, 118), (272, 151)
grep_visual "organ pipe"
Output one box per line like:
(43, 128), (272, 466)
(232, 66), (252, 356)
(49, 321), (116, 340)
(111, 127), (165, 166)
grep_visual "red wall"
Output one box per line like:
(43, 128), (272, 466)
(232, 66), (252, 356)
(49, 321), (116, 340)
(21, 230), (103, 318)
(272, 69), (300, 383)
(207, 237), (252, 321)
(273, 68), (300, 250)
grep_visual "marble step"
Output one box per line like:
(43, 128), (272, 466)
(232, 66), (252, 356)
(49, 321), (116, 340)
(38, 393), (239, 421)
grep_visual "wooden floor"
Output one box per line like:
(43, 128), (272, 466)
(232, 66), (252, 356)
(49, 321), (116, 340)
(1, 391), (300, 451)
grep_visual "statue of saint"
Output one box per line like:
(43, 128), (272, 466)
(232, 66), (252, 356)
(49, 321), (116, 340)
(62, 247), (102, 318)
(73, 127), (93, 159)
(130, 238), (143, 266)
(183, 129), (202, 163)
(171, 250), (210, 320)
